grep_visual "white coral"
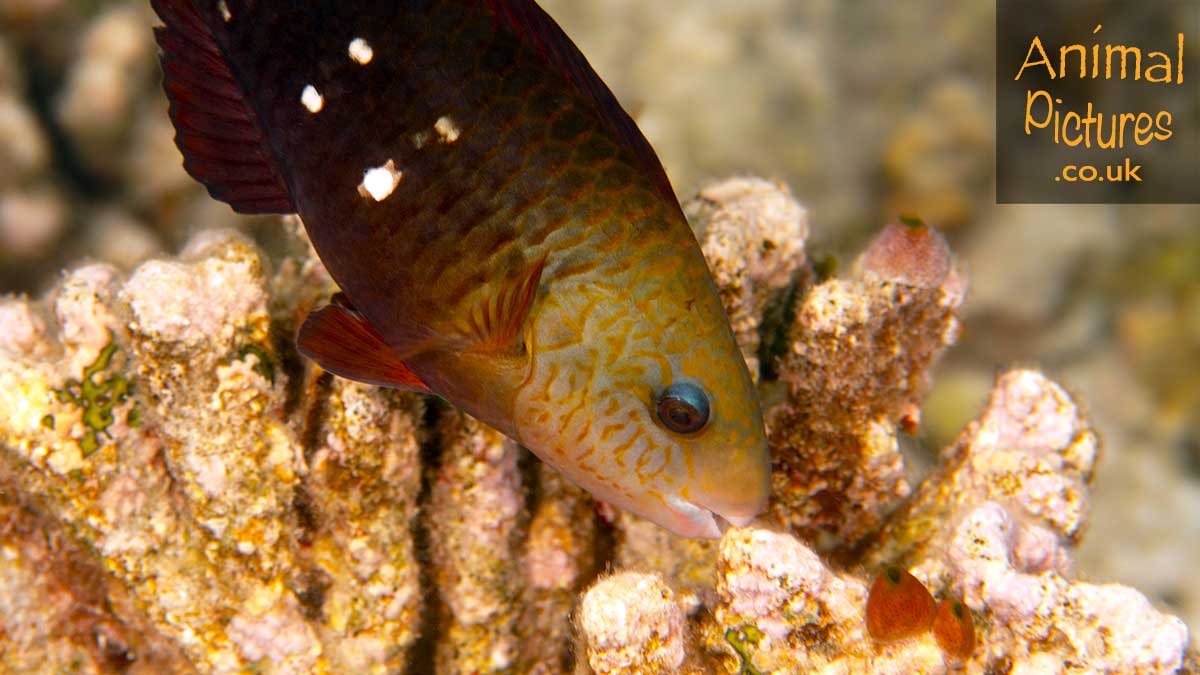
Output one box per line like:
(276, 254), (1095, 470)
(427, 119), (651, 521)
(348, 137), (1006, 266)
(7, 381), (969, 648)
(580, 572), (687, 675)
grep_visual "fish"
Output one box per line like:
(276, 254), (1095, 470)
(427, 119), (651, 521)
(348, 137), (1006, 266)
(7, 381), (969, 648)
(150, 0), (770, 538)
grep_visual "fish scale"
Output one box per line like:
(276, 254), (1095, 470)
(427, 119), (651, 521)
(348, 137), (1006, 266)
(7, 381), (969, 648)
(151, 0), (771, 538)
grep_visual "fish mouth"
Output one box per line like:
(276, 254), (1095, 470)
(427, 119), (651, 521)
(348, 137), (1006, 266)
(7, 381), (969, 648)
(664, 494), (721, 538)
(664, 494), (759, 539)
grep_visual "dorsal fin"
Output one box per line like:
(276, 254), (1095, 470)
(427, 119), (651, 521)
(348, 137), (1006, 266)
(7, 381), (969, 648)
(152, 0), (294, 214)
(297, 294), (432, 393)
(481, 0), (678, 203)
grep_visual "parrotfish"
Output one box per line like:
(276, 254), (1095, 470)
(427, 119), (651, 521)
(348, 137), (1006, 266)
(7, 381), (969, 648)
(150, 0), (769, 537)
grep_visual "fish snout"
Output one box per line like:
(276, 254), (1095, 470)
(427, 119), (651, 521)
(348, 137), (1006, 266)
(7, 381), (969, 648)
(662, 494), (722, 539)
(693, 488), (768, 532)
(664, 447), (770, 538)
(692, 443), (771, 531)
(662, 486), (765, 540)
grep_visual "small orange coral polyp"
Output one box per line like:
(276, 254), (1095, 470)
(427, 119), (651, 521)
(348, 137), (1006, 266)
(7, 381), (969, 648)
(933, 597), (976, 659)
(865, 565), (936, 642)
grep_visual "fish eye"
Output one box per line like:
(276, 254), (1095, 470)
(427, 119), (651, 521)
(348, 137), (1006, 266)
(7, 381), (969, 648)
(656, 382), (710, 434)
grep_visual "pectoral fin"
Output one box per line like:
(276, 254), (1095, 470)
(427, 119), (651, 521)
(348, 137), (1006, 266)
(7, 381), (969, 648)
(297, 294), (432, 393)
(451, 256), (546, 356)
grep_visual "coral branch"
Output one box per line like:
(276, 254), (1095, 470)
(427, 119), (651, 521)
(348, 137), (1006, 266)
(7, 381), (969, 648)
(766, 215), (966, 552)
(0, 179), (1190, 674)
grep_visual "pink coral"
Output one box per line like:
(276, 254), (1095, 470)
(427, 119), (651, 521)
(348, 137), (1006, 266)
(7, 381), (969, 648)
(580, 572), (687, 675)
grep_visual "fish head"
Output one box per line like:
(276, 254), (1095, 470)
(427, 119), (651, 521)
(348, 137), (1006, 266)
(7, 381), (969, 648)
(513, 241), (770, 538)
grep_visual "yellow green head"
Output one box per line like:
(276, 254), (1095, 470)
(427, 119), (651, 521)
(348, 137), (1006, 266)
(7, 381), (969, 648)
(514, 237), (770, 538)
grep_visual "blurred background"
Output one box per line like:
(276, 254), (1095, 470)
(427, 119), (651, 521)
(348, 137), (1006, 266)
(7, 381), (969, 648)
(1, 0), (1197, 636)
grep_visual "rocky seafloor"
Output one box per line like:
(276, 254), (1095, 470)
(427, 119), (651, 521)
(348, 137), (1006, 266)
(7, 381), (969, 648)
(1, 0), (1199, 673)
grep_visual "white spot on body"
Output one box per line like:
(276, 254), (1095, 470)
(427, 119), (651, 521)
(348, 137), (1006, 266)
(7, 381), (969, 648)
(358, 160), (402, 201)
(301, 85), (324, 114)
(434, 116), (461, 143)
(348, 37), (374, 65)
(217, 0), (231, 21)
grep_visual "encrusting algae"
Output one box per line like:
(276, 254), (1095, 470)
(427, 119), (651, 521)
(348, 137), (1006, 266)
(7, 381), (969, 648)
(1, 176), (1193, 674)
(50, 337), (135, 457)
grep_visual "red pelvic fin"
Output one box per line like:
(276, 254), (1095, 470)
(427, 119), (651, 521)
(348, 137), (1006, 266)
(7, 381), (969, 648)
(152, 0), (293, 214)
(297, 297), (432, 393)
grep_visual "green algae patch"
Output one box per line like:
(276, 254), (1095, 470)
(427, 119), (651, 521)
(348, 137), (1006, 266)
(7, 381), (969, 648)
(235, 343), (276, 384)
(811, 254), (839, 284)
(725, 625), (767, 675)
(54, 338), (135, 457)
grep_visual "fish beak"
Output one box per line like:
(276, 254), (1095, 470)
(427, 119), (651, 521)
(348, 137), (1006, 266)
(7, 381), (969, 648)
(663, 494), (722, 539)
(688, 483), (768, 534)
(688, 439), (771, 535)
(716, 509), (759, 527)
(662, 493), (764, 539)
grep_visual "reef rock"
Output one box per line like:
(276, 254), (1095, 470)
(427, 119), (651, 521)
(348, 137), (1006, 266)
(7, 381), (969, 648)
(0, 178), (1191, 675)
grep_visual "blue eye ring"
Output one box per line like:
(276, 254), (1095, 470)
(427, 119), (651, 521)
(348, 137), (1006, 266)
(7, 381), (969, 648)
(656, 382), (710, 434)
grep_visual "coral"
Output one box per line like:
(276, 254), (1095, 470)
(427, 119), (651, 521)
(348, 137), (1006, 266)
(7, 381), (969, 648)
(3, 0), (1196, 652)
(962, 204), (1119, 326)
(0, 231), (426, 674)
(0, 178), (1192, 675)
(0, 296), (50, 359)
(1107, 234), (1200, 441)
(700, 510), (1187, 674)
(946, 502), (1185, 672)
(55, 4), (158, 174)
(863, 369), (1097, 570)
(708, 526), (943, 675)
(766, 217), (965, 551)
(0, 2), (248, 292)
(81, 208), (165, 272)
(0, 482), (195, 674)
(674, 368), (1185, 675)
(0, 77), (64, 273)
(428, 411), (525, 673)
(687, 177), (810, 379)
(518, 463), (599, 674)
(0, 189), (66, 260)
(578, 572), (687, 675)
(299, 376), (425, 672)
(537, 0), (994, 238)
